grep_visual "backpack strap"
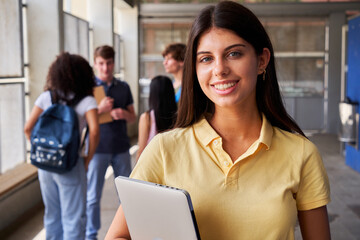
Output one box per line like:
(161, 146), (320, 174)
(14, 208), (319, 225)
(49, 90), (55, 105)
(69, 96), (83, 107)
(80, 126), (89, 149)
(50, 90), (83, 107)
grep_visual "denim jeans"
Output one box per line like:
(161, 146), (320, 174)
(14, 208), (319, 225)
(86, 152), (131, 240)
(38, 158), (87, 240)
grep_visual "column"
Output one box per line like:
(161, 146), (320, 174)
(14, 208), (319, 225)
(88, 0), (113, 49)
(27, 0), (63, 108)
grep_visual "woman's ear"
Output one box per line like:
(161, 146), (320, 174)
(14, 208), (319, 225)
(257, 48), (271, 74)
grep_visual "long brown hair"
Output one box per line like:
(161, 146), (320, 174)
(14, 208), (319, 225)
(175, 1), (304, 136)
(148, 75), (177, 132)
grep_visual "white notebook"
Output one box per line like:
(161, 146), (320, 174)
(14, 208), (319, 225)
(114, 176), (201, 240)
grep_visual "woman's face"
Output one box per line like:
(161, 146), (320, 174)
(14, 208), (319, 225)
(196, 27), (269, 111)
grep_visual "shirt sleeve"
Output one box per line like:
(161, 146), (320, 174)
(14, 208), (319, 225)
(83, 96), (98, 112)
(131, 133), (165, 184)
(34, 91), (52, 110)
(75, 96), (98, 116)
(296, 140), (331, 211)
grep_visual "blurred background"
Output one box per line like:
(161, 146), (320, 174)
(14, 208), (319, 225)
(0, 0), (360, 239)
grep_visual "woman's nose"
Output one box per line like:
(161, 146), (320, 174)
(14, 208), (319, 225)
(213, 59), (229, 78)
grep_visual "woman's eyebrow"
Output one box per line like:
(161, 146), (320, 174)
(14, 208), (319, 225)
(197, 43), (246, 56)
(225, 44), (246, 51)
(196, 50), (210, 56)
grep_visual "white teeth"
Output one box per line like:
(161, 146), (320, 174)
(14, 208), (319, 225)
(213, 82), (236, 90)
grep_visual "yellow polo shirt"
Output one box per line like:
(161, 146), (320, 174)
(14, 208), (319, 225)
(131, 115), (330, 240)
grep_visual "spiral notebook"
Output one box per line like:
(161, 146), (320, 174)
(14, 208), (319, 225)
(114, 176), (201, 240)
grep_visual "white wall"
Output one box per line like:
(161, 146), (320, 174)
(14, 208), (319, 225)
(114, 5), (139, 136)
(27, 0), (63, 108)
(88, 0), (113, 48)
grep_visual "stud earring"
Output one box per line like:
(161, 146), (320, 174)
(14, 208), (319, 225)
(262, 69), (266, 81)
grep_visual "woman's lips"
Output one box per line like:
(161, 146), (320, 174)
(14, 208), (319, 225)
(211, 80), (239, 95)
(213, 82), (236, 90)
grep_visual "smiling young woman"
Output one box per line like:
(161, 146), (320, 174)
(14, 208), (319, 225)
(105, 1), (331, 239)
(196, 27), (270, 111)
(195, 27), (271, 159)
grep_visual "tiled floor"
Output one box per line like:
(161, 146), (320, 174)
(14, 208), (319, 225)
(312, 134), (360, 240)
(2, 133), (360, 240)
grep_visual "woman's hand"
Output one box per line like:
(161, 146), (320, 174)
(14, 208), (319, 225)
(104, 205), (131, 240)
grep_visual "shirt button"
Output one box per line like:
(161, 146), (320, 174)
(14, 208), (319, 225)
(213, 140), (219, 145)
(223, 161), (230, 167)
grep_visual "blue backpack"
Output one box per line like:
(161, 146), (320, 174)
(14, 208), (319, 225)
(30, 92), (81, 173)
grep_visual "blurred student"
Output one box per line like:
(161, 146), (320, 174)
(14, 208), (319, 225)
(24, 52), (99, 240)
(136, 75), (177, 160)
(162, 43), (186, 103)
(105, 1), (331, 240)
(86, 45), (136, 240)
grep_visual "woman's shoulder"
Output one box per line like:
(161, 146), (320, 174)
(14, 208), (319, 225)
(139, 111), (151, 127)
(273, 127), (319, 155)
(34, 91), (51, 109)
(142, 126), (194, 159)
(76, 95), (97, 112)
(140, 111), (150, 120)
(37, 90), (51, 100)
(79, 95), (96, 105)
(154, 126), (193, 142)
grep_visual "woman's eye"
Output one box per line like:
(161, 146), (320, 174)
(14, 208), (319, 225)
(199, 56), (212, 63)
(228, 51), (241, 58)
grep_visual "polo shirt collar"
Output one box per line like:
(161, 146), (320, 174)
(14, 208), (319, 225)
(258, 114), (272, 150)
(193, 113), (273, 150)
(193, 116), (220, 147)
(95, 77), (117, 87)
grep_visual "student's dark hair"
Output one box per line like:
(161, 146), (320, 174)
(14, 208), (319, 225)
(94, 45), (115, 60)
(175, 1), (304, 136)
(44, 52), (95, 104)
(162, 43), (186, 62)
(148, 75), (177, 133)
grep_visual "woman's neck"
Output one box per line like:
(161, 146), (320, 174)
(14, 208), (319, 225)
(208, 106), (262, 162)
(210, 107), (261, 134)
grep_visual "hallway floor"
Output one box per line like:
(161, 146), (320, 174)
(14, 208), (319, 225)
(2, 133), (360, 240)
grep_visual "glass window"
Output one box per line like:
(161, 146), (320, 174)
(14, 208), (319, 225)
(276, 58), (325, 97)
(141, 21), (191, 55)
(0, 83), (26, 173)
(140, 61), (169, 79)
(139, 20), (192, 113)
(264, 18), (325, 52)
(263, 17), (326, 97)
(140, 20), (191, 79)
